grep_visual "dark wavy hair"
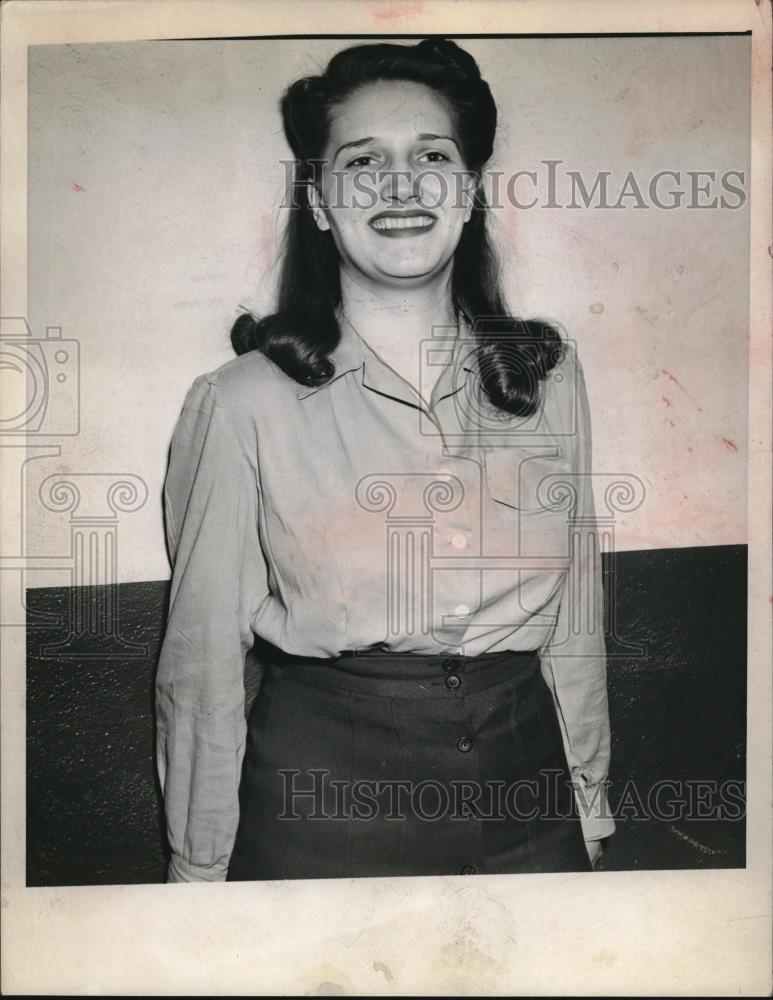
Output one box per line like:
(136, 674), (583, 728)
(231, 37), (564, 416)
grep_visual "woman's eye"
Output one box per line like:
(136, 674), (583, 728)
(346, 155), (376, 168)
(420, 150), (451, 164)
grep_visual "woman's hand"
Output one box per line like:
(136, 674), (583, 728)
(585, 837), (604, 870)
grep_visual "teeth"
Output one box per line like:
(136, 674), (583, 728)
(371, 216), (434, 231)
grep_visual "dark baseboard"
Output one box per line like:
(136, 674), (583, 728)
(25, 543), (747, 885)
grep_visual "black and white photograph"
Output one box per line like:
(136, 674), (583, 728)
(1, 0), (771, 995)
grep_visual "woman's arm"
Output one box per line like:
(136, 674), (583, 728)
(155, 372), (270, 882)
(539, 344), (616, 855)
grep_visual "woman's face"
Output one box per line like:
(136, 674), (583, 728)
(310, 79), (475, 290)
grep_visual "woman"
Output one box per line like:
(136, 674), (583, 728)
(155, 38), (615, 883)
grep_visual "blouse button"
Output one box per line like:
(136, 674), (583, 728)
(457, 736), (473, 753)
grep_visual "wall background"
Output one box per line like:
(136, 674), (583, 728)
(21, 34), (750, 885)
(24, 34), (750, 586)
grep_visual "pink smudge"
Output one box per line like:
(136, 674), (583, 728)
(687, 447), (693, 453)
(373, 3), (422, 19)
(256, 211), (275, 266)
(548, 218), (606, 261)
(503, 206), (519, 246)
(69, 181), (85, 192)
(661, 367), (684, 390)
(661, 396), (672, 407)
(660, 367), (704, 413)
(722, 437), (738, 452)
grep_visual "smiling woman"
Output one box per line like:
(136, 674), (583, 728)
(155, 38), (614, 884)
(307, 78), (476, 403)
(310, 81), (473, 284)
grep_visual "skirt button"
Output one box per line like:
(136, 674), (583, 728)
(457, 736), (473, 753)
(460, 864), (477, 875)
(445, 673), (462, 691)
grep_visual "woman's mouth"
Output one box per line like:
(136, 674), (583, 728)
(369, 212), (437, 237)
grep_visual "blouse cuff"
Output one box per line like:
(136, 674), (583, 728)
(574, 778), (616, 841)
(166, 853), (229, 884)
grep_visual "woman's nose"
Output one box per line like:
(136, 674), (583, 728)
(379, 163), (419, 204)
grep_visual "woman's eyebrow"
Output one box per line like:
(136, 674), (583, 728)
(334, 133), (460, 161)
(417, 133), (460, 149)
(334, 137), (374, 160)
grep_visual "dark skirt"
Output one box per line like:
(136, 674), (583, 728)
(227, 646), (591, 881)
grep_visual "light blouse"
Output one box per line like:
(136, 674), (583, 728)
(155, 318), (615, 882)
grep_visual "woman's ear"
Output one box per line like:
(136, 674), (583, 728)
(307, 185), (331, 232)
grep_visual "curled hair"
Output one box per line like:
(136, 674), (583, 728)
(231, 38), (563, 416)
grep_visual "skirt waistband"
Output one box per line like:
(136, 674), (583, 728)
(265, 647), (541, 699)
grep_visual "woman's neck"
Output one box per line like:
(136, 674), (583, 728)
(337, 268), (459, 404)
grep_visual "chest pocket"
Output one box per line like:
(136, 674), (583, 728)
(483, 445), (575, 560)
(484, 445), (575, 511)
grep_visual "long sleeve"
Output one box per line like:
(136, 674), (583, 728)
(155, 373), (270, 882)
(539, 347), (616, 842)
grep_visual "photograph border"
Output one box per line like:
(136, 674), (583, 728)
(2, 1), (771, 995)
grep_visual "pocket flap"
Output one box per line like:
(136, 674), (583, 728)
(484, 446), (574, 513)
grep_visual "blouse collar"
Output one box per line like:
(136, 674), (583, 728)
(295, 312), (476, 409)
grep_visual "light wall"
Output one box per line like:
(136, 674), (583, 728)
(25, 35), (750, 585)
